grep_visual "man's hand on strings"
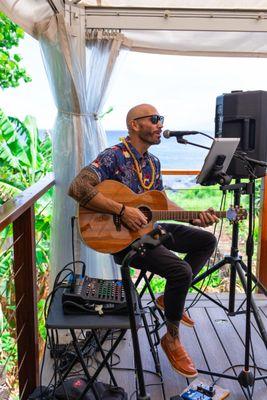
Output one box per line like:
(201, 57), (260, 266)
(191, 207), (219, 228)
(122, 206), (148, 231)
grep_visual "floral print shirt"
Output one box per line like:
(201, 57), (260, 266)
(89, 136), (163, 193)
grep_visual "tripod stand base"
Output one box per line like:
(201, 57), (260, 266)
(238, 369), (255, 388)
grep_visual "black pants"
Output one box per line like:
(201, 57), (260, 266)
(113, 223), (217, 322)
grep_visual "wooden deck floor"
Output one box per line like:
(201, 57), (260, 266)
(43, 293), (267, 400)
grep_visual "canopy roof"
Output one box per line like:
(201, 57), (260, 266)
(81, 1), (267, 57)
(2, 1), (267, 57)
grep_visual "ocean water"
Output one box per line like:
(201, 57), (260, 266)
(106, 130), (213, 189)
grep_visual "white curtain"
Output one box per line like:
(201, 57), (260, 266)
(83, 29), (126, 163)
(80, 29), (128, 278)
(35, 14), (88, 281)
(36, 17), (128, 279)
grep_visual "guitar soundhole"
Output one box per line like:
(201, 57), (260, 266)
(139, 206), (152, 223)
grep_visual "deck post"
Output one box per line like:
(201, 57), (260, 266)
(13, 206), (39, 399)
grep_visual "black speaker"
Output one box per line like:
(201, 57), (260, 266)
(215, 90), (267, 178)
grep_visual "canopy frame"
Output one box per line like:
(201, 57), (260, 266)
(82, 7), (267, 32)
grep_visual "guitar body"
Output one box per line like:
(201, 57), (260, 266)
(78, 180), (169, 253)
(78, 180), (246, 254)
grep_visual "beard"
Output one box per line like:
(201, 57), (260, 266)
(139, 131), (161, 145)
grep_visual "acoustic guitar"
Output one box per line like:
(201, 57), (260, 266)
(78, 180), (247, 254)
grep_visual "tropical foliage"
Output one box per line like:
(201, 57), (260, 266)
(0, 109), (52, 200)
(0, 109), (53, 391)
(0, 12), (31, 89)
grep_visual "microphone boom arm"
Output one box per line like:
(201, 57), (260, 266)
(177, 138), (211, 150)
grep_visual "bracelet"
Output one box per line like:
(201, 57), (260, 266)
(118, 204), (125, 217)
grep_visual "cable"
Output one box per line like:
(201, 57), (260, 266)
(186, 189), (227, 311)
(44, 280), (71, 319)
(71, 216), (76, 275)
(39, 334), (58, 400)
(198, 131), (215, 141)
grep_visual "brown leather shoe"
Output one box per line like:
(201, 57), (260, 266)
(156, 295), (195, 328)
(161, 333), (198, 378)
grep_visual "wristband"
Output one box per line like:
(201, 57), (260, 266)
(189, 219), (194, 225)
(119, 204), (125, 217)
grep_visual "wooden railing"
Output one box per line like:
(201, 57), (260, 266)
(0, 170), (266, 399)
(162, 169), (200, 175)
(0, 174), (55, 400)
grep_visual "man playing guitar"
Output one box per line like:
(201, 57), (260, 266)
(68, 103), (219, 378)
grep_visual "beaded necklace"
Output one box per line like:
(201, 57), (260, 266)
(121, 137), (156, 191)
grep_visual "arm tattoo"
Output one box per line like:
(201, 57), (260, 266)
(68, 166), (100, 207)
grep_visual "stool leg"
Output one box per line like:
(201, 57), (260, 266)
(138, 304), (166, 400)
(137, 272), (165, 322)
(121, 258), (150, 400)
(139, 273), (154, 299)
(135, 270), (165, 347)
(147, 306), (162, 346)
(135, 270), (146, 289)
(141, 308), (161, 374)
(131, 266), (167, 399)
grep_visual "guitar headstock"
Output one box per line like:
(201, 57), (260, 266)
(226, 206), (247, 223)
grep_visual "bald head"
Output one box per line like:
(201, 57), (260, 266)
(126, 104), (158, 131)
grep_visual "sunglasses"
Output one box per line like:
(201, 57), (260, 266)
(133, 114), (164, 125)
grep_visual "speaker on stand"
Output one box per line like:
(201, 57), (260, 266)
(215, 90), (267, 178)
(192, 90), (267, 394)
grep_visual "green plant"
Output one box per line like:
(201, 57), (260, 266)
(149, 276), (166, 293)
(0, 12), (31, 89)
(0, 110), (52, 194)
(0, 109), (53, 392)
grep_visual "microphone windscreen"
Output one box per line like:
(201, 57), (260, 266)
(163, 130), (171, 139)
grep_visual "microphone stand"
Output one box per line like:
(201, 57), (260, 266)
(176, 137), (210, 151)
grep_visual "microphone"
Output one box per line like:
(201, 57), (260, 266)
(163, 130), (199, 139)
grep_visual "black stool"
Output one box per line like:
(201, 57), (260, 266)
(119, 228), (172, 399)
(134, 269), (165, 346)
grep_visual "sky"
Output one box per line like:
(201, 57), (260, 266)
(2, 34), (267, 133)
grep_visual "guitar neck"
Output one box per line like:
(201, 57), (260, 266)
(152, 210), (226, 222)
